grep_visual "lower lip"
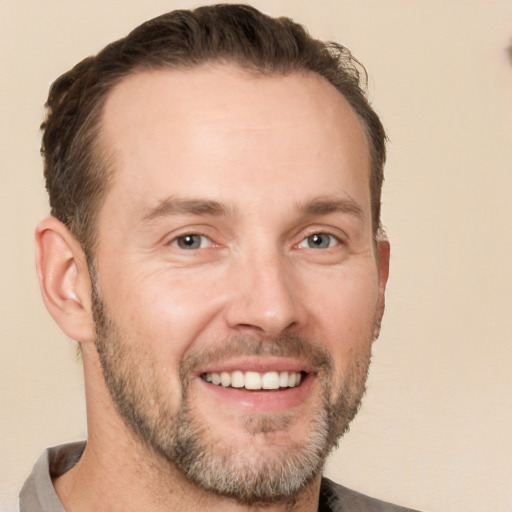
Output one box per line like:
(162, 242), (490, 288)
(196, 374), (314, 413)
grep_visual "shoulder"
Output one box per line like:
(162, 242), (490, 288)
(320, 477), (422, 512)
(19, 442), (86, 512)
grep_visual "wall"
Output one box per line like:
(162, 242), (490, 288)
(1, 1), (511, 510)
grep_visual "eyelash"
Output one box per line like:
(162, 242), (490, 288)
(169, 234), (213, 250)
(168, 231), (342, 251)
(296, 232), (341, 250)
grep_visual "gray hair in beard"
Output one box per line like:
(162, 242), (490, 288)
(91, 277), (372, 505)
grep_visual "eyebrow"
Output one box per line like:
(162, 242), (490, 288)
(140, 195), (364, 224)
(299, 196), (365, 221)
(141, 197), (230, 223)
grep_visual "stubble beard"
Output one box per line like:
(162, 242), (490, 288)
(91, 282), (373, 506)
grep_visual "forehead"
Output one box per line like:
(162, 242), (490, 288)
(98, 65), (370, 221)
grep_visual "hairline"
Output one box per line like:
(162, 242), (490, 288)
(84, 60), (382, 262)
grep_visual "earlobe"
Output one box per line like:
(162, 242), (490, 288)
(35, 217), (95, 343)
(373, 239), (390, 340)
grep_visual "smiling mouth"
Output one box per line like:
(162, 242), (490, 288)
(201, 370), (306, 390)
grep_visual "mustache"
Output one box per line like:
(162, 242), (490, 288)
(179, 333), (334, 383)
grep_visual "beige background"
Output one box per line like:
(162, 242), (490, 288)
(1, 1), (511, 511)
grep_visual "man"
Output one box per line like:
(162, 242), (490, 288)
(20, 4), (418, 511)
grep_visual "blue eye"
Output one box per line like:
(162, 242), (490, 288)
(299, 233), (338, 249)
(171, 234), (211, 250)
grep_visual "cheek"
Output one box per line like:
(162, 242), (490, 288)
(100, 266), (226, 357)
(305, 266), (379, 363)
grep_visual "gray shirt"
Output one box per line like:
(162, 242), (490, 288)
(20, 442), (420, 511)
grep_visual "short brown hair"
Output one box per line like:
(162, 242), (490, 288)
(41, 4), (386, 257)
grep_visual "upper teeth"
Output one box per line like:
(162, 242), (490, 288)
(203, 371), (302, 390)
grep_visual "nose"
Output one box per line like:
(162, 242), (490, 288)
(223, 250), (306, 337)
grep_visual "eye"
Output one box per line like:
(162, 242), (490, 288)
(170, 234), (212, 250)
(298, 233), (339, 249)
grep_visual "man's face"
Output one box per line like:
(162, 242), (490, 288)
(91, 65), (387, 503)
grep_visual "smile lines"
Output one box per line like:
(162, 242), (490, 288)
(202, 370), (304, 390)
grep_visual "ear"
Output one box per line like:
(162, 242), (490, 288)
(35, 217), (95, 344)
(373, 239), (390, 340)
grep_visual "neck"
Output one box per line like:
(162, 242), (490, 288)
(53, 436), (322, 512)
(53, 348), (322, 512)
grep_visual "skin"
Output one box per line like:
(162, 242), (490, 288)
(36, 64), (389, 512)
